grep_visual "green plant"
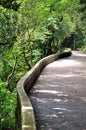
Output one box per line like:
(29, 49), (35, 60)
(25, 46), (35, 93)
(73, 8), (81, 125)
(0, 81), (16, 130)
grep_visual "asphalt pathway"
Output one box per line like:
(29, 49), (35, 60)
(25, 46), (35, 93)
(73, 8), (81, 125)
(29, 51), (86, 130)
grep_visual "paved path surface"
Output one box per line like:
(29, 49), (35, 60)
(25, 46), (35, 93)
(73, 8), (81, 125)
(29, 51), (86, 130)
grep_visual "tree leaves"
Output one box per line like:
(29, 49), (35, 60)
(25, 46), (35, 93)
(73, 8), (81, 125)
(0, 0), (20, 11)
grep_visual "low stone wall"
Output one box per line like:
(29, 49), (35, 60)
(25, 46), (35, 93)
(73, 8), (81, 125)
(16, 50), (71, 130)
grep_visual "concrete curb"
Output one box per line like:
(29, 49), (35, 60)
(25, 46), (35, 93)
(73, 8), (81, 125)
(16, 50), (72, 130)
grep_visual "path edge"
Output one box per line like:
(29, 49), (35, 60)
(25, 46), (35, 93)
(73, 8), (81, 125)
(16, 49), (72, 130)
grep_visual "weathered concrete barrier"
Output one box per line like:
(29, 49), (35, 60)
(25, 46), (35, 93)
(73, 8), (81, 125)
(16, 49), (71, 130)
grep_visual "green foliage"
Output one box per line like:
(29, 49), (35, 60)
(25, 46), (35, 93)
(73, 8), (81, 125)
(0, 81), (16, 130)
(0, 0), (20, 11)
(0, 7), (17, 47)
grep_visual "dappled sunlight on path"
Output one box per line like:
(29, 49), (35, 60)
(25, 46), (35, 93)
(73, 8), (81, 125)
(73, 51), (86, 57)
(29, 51), (86, 130)
(47, 59), (81, 68)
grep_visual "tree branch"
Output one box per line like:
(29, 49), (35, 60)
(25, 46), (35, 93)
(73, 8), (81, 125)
(6, 56), (17, 83)
(22, 47), (31, 70)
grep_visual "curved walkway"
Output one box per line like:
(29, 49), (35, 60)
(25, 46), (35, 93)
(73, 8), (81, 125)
(29, 51), (86, 130)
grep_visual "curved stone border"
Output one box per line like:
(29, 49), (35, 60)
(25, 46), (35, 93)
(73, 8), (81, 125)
(16, 49), (71, 130)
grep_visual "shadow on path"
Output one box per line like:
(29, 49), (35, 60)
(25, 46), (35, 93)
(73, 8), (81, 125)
(29, 51), (86, 130)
